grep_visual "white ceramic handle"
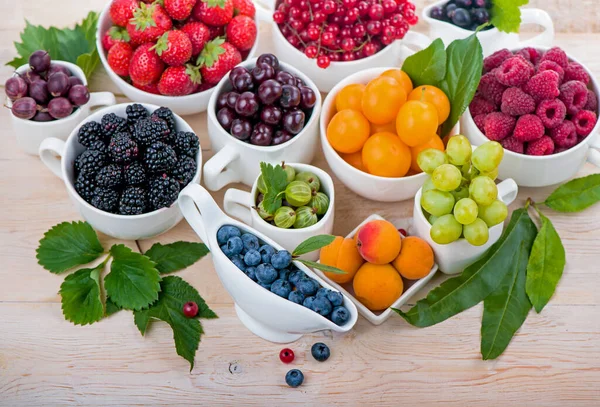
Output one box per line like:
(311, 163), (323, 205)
(518, 8), (555, 49)
(497, 178), (519, 206)
(254, 0), (273, 22)
(179, 183), (228, 246)
(402, 31), (433, 51)
(39, 137), (66, 179)
(223, 188), (254, 225)
(203, 144), (242, 191)
(81, 92), (117, 115)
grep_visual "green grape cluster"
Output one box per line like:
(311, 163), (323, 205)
(418, 136), (508, 246)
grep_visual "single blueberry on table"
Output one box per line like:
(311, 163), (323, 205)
(288, 290), (305, 304)
(217, 225), (241, 245)
(303, 295), (315, 309)
(258, 244), (275, 264)
(296, 278), (319, 296)
(245, 266), (257, 281)
(311, 297), (332, 317)
(288, 270), (305, 286)
(241, 233), (260, 251)
(220, 244), (232, 258)
(331, 306), (350, 326)
(271, 250), (292, 270)
(316, 287), (330, 299)
(271, 279), (292, 298)
(226, 236), (244, 255)
(256, 263), (278, 284)
(311, 342), (330, 362)
(244, 249), (262, 266)
(285, 369), (304, 388)
(327, 291), (344, 307)
(279, 268), (291, 281)
(230, 254), (246, 272)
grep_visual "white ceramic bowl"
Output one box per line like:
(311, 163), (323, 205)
(179, 183), (358, 343)
(223, 163), (335, 261)
(312, 214), (438, 326)
(422, 0), (554, 56)
(96, 3), (260, 116)
(203, 57), (322, 191)
(8, 61), (116, 155)
(460, 46), (600, 187)
(411, 178), (518, 275)
(39, 103), (202, 240)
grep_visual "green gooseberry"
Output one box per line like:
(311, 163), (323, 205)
(294, 206), (318, 229)
(285, 180), (312, 207)
(294, 171), (321, 192)
(309, 192), (329, 215)
(254, 201), (273, 221)
(274, 206), (296, 229)
(257, 175), (267, 194)
(282, 163), (296, 183)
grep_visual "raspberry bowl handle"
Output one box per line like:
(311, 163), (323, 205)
(518, 9), (555, 49)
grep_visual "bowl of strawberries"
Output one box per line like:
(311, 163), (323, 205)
(97, 0), (260, 115)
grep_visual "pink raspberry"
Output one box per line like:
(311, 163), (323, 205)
(517, 47), (542, 65)
(584, 90), (598, 112)
(495, 57), (532, 87)
(483, 48), (512, 73)
(526, 135), (555, 156)
(536, 99), (567, 129)
(501, 136), (524, 154)
(559, 80), (589, 115)
(513, 114), (544, 142)
(470, 95), (497, 117)
(549, 121), (578, 148)
(537, 60), (564, 83)
(514, 54), (536, 77)
(478, 71), (507, 105)
(473, 114), (488, 132)
(524, 70), (560, 102)
(564, 62), (590, 85)
(572, 110), (597, 137)
(483, 112), (516, 141)
(540, 47), (569, 69)
(501, 87), (535, 116)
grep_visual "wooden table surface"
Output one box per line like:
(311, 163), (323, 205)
(1, 2), (600, 406)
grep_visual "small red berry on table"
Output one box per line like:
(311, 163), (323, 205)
(279, 348), (295, 363)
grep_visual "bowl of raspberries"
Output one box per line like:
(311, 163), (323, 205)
(97, 0), (259, 115)
(462, 46), (600, 187)
(39, 103), (202, 240)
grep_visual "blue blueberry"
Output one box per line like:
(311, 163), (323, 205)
(244, 249), (261, 266)
(331, 306), (350, 326)
(258, 244), (275, 264)
(259, 282), (272, 290)
(245, 266), (257, 281)
(288, 290), (305, 304)
(271, 279), (292, 298)
(241, 233), (260, 252)
(230, 254), (246, 272)
(296, 278), (319, 296)
(311, 342), (330, 362)
(285, 369), (304, 388)
(271, 250), (292, 270)
(289, 270), (305, 286)
(279, 268), (291, 281)
(327, 291), (344, 307)
(256, 263), (278, 284)
(220, 244), (232, 258)
(311, 297), (332, 317)
(303, 296), (315, 309)
(241, 248), (248, 256)
(217, 225), (241, 245)
(226, 236), (244, 255)
(316, 287), (330, 299)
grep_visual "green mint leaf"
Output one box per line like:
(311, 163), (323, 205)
(440, 34), (484, 137)
(292, 235), (337, 257)
(491, 0), (529, 33)
(59, 264), (105, 326)
(36, 221), (104, 274)
(261, 162), (289, 214)
(401, 38), (446, 88)
(299, 259), (347, 275)
(145, 242), (210, 274)
(133, 276), (217, 370)
(526, 210), (566, 313)
(544, 174), (600, 212)
(104, 245), (161, 310)
(394, 208), (537, 327)
(481, 240), (533, 360)
(105, 296), (122, 317)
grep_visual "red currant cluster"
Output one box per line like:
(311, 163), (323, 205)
(273, 0), (419, 69)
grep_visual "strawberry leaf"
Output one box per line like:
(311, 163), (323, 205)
(204, 0), (228, 8)
(152, 32), (169, 55)
(185, 64), (203, 84)
(59, 264), (105, 326)
(132, 3), (158, 32)
(145, 242), (210, 274)
(196, 37), (225, 67)
(108, 26), (130, 42)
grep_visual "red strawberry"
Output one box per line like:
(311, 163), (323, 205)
(181, 21), (210, 56)
(127, 3), (173, 46)
(110, 0), (139, 27)
(108, 42), (134, 76)
(153, 30), (193, 66)
(208, 25), (225, 40)
(129, 43), (165, 86)
(134, 81), (160, 94)
(198, 39), (241, 84)
(164, 0), (197, 20)
(232, 0), (255, 17)
(225, 15), (256, 51)
(102, 26), (130, 51)
(158, 65), (201, 96)
(192, 0), (234, 26)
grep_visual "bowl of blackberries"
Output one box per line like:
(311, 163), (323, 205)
(39, 103), (201, 240)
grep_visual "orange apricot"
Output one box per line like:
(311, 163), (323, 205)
(362, 132), (411, 178)
(409, 135), (445, 173)
(408, 85), (451, 124)
(327, 109), (371, 153)
(353, 263), (404, 311)
(392, 236), (435, 280)
(355, 219), (402, 264)
(381, 69), (414, 95)
(336, 83), (366, 112)
(396, 100), (438, 147)
(370, 120), (397, 135)
(340, 150), (367, 172)
(320, 236), (365, 284)
(361, 76), (407, 124)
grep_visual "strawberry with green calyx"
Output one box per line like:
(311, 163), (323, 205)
(127, 2), (173, 46)
(158, 65), (202, 96)
(153, 30), (193, 66)
(225, 15), (256, 51)
(181, 21), (211, 56)
(164, 0), (197, 20)
(232, 0), (255, 17)
(102, 26), (131, 51)
(129, 43), (166, 86)
(110, 0), (138, 27)
(192, 0), (234, 26)
(197, 38), (241, 84)
(108, 42), (134, 76)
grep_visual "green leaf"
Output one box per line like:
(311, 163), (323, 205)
(401, 38), (447, 88)
(544, 174), (600, 212)
(104, 245), (162, 311)
(260, 162), (289, 214)
(481, 240), (533, 360)
(7, 20), (59, 68)
(145, 242), (210, 274)
(196, 37), (225, 67)
(105, 296), (122, 317)
(292, 235), (336, 257)
(394, 208), (537, 327)
(526, 210), (566, 313)
(76, 49), (100, 80)
(133, 276), (217, 370)
(491, 0), (529, 33)
(37, 221), (104, 274)
(440, 34), (484, 137)
(299, 259), (346, 275)
(59, 264), (105, 326)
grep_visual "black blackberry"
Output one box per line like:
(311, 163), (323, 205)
(151, 107), (176, 139)
(173, 131), (199, 158)
(144, 141), (177, 173)
(78, 121), (103, 147)
(126, 103), (149, 127)
(119, 186), (147, 215)
(75, 149), (106, 177)
(171, 156), (197, 187)
(149, 174), (180, 210)
(133, 117), (169, 146)
(88, 139), (107, 154)
(101, 113), (128, 138)
(124, 162), (146, 185)
(91, 187), (119, 213)
(96, 164), (123, 188)
(108, 132), (139, 164)
(74, 173), (96, 202)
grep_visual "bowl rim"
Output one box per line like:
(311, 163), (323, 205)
(421, 0), (502, 36)
(63, 102), (202, 220)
